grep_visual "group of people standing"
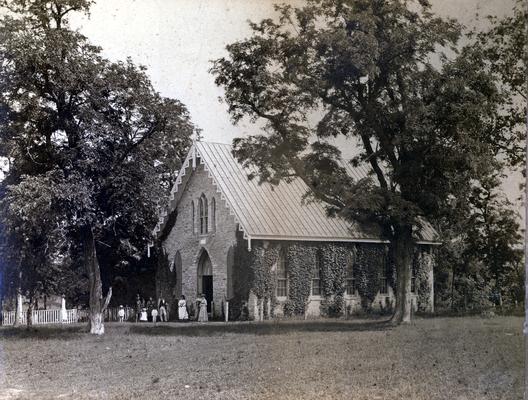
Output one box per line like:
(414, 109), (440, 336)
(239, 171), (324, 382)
(178, 294), (208, 322)
(130, 293), (209, 323)
(135, 295), (169, 323)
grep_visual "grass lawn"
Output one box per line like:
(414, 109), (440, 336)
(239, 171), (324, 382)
(0, 316), (522, 400)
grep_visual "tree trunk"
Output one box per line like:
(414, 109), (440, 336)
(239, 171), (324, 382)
(82, 225), (112, 335)
(14, 288), (23, 327)
(451, 264), (456, 311)
(26, 296), (33, 327)
(390, 224), (413, 325)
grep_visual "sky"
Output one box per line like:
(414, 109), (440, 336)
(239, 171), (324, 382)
(72, 0), (517, 144)
(69, 0), (522, 219)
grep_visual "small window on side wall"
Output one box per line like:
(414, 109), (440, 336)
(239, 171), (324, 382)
(276, 251), (288, 298)
(311, 253), (322, 296)
(346, 252), (357, 296)
(411, 262), (417, 294)
(379, 276), (388, 294)
(379, 253), (389, 295)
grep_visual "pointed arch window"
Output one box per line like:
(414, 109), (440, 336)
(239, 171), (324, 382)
(276, 251), (288, 298)
(199, 194), (208, 234)
(210, 197), (216, 232)
(191, 201), (196, 235)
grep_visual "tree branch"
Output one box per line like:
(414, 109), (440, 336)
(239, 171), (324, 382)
(359, 133), (388, 190)
(101, 287), (112, 313)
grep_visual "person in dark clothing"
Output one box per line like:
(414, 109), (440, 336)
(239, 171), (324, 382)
(158, 298), (168, 322)
(135, 294), (142, 323)
(146, 297), (154, 322)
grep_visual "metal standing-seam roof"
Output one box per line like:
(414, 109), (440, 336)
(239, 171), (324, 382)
(154, 141), (439, 246)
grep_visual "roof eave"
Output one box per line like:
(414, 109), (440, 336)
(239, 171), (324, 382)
(245, 234), (442, 246)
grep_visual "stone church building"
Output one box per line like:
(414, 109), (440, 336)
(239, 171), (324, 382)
(155, 141), (438, 320)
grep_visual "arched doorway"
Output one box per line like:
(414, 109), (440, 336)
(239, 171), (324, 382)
(197, 250), (213, 313)
(173, 251), (182, 299)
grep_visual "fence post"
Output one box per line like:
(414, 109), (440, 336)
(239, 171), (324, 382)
(225, 301), (229, 322)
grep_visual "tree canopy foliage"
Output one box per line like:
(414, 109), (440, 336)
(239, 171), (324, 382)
(0, 0), (195, 332)
(433, 0), (526, 311)
(211, 0), (523, 320)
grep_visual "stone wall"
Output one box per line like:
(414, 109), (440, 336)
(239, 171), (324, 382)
(161, 161), (238, 318)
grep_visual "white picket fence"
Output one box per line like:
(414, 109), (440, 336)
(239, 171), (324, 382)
(0, 309), (80, 326)
(1, 306), (141, 326)
(104, 306), (134, 321)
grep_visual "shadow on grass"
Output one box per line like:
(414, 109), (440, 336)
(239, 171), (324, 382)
(0, 324), (87, 341)
(0, 319), (393, 340)
(127, 319), (393, 337)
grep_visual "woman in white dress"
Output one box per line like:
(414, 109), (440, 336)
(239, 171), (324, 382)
(197, 294), (208, 322)
(178, 295), (189, 321)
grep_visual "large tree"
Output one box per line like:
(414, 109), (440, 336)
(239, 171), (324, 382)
(0, 0), (194, 333)
(0, 174), (89, 326)
(433, 0), (526, 312)
(434, 171), (522, 311)
(211, 0), (521, 323)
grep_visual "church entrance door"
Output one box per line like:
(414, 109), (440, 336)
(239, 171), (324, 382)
(197, 250), (213, 313)
(202, 276), (213, 313)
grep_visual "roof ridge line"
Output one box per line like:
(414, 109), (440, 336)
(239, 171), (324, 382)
(195, 140), (232, 146)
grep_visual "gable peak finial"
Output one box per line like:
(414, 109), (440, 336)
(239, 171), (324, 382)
(192, 128), (203, 143)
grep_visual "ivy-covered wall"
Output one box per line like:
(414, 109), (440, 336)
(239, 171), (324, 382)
(354, 244), (388, 310)
(318, 243), (348, 317)
(284, 244), (317, 315)
(414, 246), (434, 312)
(228, 236), (434, 320)
(229, 231), (282, 320)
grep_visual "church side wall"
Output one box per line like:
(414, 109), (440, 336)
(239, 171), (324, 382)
(236, 240), (435, 320)
(161, 162), (239, 318)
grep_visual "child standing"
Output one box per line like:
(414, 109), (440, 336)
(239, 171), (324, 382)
(118, 305), (125, 322)
(151, 307), (158, 324)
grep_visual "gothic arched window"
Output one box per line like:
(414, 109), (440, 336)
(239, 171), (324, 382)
(191, 200), (195, 235)
(199, 194), (208, 234)
(210, 197), (216, 232)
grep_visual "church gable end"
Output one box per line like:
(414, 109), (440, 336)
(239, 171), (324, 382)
(161, 160), (239, 318)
